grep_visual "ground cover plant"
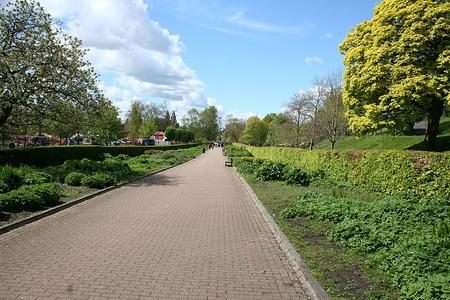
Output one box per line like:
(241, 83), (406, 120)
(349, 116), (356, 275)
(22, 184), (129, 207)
(0, 145), (204, 218)
(225, 144), (450, 299)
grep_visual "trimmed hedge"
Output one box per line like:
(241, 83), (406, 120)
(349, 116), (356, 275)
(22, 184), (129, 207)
(241, 145), (450, 201)
(0, 143), (204, 167)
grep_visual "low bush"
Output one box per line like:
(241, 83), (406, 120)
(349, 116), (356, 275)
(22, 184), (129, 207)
(0, 165), (23, 192)
(255, 161), (288, 181)
(64, 172), (86, 186)
(282, 191), (450, 299)
(17, 166), (52, 185)
(80, 173), (115, 189)
(224, 145), (253, 157)
(235, 157), (265, 174)
(0, 183), (61, 212)
(285, 168), (310, 186)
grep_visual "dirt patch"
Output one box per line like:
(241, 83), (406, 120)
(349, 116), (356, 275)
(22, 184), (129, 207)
(288, 217), (390, 299)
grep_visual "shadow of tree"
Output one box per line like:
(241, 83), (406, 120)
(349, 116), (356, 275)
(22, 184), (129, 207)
(407, 136), (450, 152)
(127, 173), (182, 187)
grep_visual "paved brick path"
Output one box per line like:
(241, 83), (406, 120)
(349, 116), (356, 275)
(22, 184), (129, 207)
(0, 149), (307, 299)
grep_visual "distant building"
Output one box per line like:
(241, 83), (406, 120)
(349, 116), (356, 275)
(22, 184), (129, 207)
(413, 120), (427, 135)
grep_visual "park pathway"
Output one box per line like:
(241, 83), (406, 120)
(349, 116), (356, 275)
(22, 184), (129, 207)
(0, 148), (307, 299)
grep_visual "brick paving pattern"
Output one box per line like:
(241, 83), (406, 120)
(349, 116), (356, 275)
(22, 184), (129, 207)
(0, 149), (307, 299)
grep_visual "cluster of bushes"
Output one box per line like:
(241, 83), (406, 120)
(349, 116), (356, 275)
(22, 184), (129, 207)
(224, 145), (253, 158)
(282, 191), (450, 299)
(0, 183), (61, 212)
(242, 145), (450, 201)
(234, 156), (310, 186)
(0, 145), (205, 213)
(0, 143), (204, 167)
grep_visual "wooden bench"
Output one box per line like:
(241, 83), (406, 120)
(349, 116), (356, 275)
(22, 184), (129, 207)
(225, 158), (233, 167)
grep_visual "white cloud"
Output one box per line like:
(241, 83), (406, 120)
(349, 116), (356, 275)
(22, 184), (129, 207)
(39, 0), (215, 119)
(227, 9), (308, 34)
(304, 56), (324, 64)
(324, 33), (333, 38)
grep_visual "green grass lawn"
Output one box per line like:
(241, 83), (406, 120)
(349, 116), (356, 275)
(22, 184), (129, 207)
(316, 116), (450, 151)
(245, 175), (396, 299)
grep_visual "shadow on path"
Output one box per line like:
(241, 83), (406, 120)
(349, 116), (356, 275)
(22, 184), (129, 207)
(128, 173), (183, 187)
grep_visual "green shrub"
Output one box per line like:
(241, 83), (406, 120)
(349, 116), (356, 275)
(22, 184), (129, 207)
(285, 168), (310, 186)
(64, 172), (86, 186)
(80, 173), (115, 189)
(17, 166), (52, 185)
(0, 165), (23, 192)
(281, 191), (450, 299)
(235, 157), (265, 174)
(255, 161), (288, 181)
(225, 145), (253, 157)
(32, 183), (62, 206)
(144, 150), (163, 155)
(242, 145), (450, 201)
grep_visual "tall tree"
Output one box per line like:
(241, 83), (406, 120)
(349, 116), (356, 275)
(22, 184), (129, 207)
(0, 0), (103, 129)
(340, 0), (450, 150)
(139, 119), (157, 139)
(285, 92), (311, 146)
(308, 77), (328, 149)
(317, 72), (347, 149)
(199, 106), (219, 141)
(127, 101), (143, 143)
(241, 116), (269, 146)
(88, 104), (123, 145)
(223, 115), (246, 143)
(170, 111), (178, 128)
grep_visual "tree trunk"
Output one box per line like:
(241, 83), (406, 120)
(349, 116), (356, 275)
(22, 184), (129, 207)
(331, 141), (335, 150)
(425, 99), (444, 151)
(0, 105), (13, 129)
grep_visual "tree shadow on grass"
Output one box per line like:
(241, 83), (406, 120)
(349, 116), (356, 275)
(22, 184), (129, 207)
(127, 173), (182, 187)
(407, 136), (450, 152)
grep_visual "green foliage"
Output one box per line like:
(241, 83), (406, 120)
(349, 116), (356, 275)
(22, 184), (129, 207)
(282, 191), (450, 299)
(339, 0), (450, 149)
(0, 143), (204, 166)
(0, 183), (61, 212)
(234, 157), (265, 174)
(80, 173), (115, 189)
(285, 168), (310, 186)
(240, 116), (269, 146)
(17, 166), (52, 185)
(64, 172), (86, 186)
(255, 161), (288, 181)
(165, 126), (177, 141)
(243, 145), (450, 201)
(0, 165), (23, 192)
(224, 145), (253, 157)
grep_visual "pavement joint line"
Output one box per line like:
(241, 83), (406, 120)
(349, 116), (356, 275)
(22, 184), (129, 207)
(0, 153), (204, 235)
(234, 167), (331, 300)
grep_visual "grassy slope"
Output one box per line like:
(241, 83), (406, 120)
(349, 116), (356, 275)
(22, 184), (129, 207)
(316, 116), (450, 151)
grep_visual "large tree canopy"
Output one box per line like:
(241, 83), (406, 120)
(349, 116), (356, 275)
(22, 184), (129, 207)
(0, 0), (104, 129)
(340, 0), (450, 150)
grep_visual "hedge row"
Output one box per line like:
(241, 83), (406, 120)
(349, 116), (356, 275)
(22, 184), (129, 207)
(240, 145), (450, 201)
(0, 143), (204, 167)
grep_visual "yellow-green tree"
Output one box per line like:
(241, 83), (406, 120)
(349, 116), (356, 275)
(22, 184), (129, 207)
(340, 0), (450, 150)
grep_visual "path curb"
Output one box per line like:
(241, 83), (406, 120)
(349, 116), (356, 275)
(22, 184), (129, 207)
(0, 154), (202, 235)
(235, 170), (330, 300)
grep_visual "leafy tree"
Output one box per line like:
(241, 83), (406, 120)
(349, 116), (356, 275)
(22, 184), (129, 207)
(0, 0), (103, 129)
(139, 119), (157, 140)
(182, 108), (201, 140)
(165, 126), (176, 141)
(266, 113), (296, 146)
(88, 104), (123, 145)
(175, 128), (194, 143)
(340, 0), (450, 150)
(308, 77), (327, 149)
(223, 115), (246, 143)
(127, 101), (143, 143)
(199, 106), (219, 141)
(241, 116), (269, 146)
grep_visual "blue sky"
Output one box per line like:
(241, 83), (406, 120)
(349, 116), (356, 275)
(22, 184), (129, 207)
(40, 0), (379, 120)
